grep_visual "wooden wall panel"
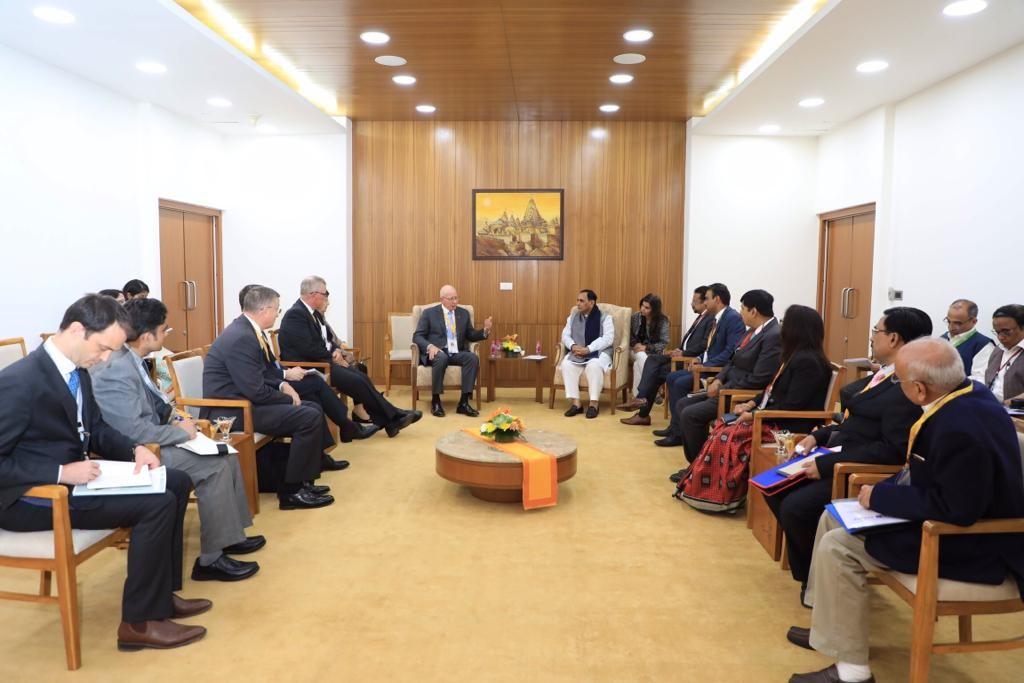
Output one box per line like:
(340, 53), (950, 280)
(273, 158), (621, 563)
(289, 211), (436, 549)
(353, 121), (685, 384)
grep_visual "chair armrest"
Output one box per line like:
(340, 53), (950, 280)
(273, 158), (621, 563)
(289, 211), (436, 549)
(669, 355), (697, 370)
(831, 463), (903, 499)
(754, 409), (834, 422)
(410, 343), (420, 368)
(846, 473), (893, 496)
(175, 397), (254, 435)
(718, 389), (759, 415)
(691, 365), (723, 392)
(923, 518), (1024, 536)
(346, 347), (361, 362)
(23, 484), (69, 500)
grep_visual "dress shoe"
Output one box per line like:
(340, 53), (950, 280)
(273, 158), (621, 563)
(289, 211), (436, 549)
(303, 482), (331, 495)
(652, 427), (673, 437)
(800, 583), (811, 609)
(404, 409), (423, 423)
(655, 436), (683, 447)
(320, 454), (350, 471)
(620, 413), (651, 426)
(669, 469), (687, 483)
(353, 415), (374, 425)
(222, 535), (266, 555)
(279, 489), (335, 510)
(786, 626), (813, 651)
(564, 404), (583, 417)
(171, 594), (212, 618)
(385, 412), (416, 437)
(585, 405), (599, 419)
(789, 665), (875, 683)
(431, 401), (446, 417)
(340, 424), (381, 443)
(117, 619), (206, 651)
(616, 398), (646, 412)
(191, 555), (259, 582)
(456, 402), (480, 417)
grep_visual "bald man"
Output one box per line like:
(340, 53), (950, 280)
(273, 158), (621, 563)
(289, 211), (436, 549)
(412, 285), (493, 417)
(785, 338), (1024, 683)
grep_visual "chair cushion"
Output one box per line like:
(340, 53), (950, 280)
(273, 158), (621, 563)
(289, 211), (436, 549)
(389, 349), (412, 361)
(0, 528), (117, 559)
(0, 343), (25, 372)
(173, 355), (205, 398)
(415, 365), (464, 387)
(888, 571), (1020, 601)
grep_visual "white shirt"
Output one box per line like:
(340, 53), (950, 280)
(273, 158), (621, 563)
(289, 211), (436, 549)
(701, 308), (727, 363)
(42, 338), (82, 483)
(561, 309), (615, 367)
(989, 339), (1024, 401)
(752, 317), (775, 337)
(301, 299), (331, 352)
(946, 329), (997, 382)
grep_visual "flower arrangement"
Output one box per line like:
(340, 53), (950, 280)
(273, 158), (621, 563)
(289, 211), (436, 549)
(500, 333), (523, 356)
(479, 407), (525, 443)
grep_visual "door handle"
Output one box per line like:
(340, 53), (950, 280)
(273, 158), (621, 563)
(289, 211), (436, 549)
(840, 288), (851, 319)
(180, 281), (189, 310)
(846, 288), (857, 320)
(186, 281), (197, 311)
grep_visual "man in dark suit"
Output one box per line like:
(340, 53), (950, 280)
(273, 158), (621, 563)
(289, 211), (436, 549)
(618, 285), (714, 424)
(278, 276), (421, 437)
(203, 286), (350, 510)
(412, 284), (493, 417)
(0, 295), (208, 651)
(786, 338), (1024, 683)
(658, 289), (782, 461)
(767, 306), (932, 596)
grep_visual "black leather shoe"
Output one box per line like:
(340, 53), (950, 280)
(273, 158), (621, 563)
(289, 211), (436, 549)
(404, 409), (423, 424)
(800, 584), (811, 609)
(564, 404), (583, 417)
(431, 401), (446, 417)
(788, 665), (874, 683)
(191, 555), (259, 582)
(585, 405), (598, 419)
(222, 535), (266, 555)
(279, 489), (335, 510)
(385, 412), (416, 437)
(655, 436), (683, 447)
(652, 427), (673, 437)
(456, 402), (479, 417)
(669, 469), (688, 483)
(303, 482), (331, 495)
(320, 454), (350, 471)
(353, 415), (374, 425)
(786, 626), (813, 651)
(340, 424), (381, 443)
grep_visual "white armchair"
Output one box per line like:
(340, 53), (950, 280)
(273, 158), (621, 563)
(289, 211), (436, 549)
(409, 303), (482, 411)
(549, 303), (632, 413)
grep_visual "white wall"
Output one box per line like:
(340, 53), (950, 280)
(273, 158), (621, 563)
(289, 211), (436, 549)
(0, 43), (350, 347)
(683, 131), (820, 326)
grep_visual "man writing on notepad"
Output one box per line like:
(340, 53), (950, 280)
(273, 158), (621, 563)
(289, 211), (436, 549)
(0, 295), (209, 651)
(784, 338), (1024, 683)
(90, 297), (261, 582)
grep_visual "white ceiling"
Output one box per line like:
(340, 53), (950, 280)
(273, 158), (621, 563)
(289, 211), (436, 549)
(694, 0), (1024, 136)
(0, 0), (342, 136)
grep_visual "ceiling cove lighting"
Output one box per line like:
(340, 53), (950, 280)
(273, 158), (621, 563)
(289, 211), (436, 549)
(943, 1), (988, 17)
(609, 74), (634, 84)
(599, 104), (620, 113)
(623, 29), (653, 43)
(613, 53), (646, 65)
(759, 124), (781, 134)
(206, 97), (232, 108)
(798, 96), (824, 108)
(392, 75), (416, 85)
(200, 0), (255, 52)
(33, 6), (75, 24)
(856, 59), (889, 73)
(416, 104), (436, 113)
(700, 0), (828, 114)
(136, 61), (167, 75)
(262, 44), (338, 112)
(375, 55), (407, 66)
(360, 31), (390, 45)
(590, 128), (608, 139)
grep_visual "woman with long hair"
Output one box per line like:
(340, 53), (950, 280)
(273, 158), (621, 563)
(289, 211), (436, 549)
(629, 293), (670, 396)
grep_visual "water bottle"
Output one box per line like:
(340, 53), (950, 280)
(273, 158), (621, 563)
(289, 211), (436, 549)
(491, 340), (499, 358)
(535, 340), (542, 355)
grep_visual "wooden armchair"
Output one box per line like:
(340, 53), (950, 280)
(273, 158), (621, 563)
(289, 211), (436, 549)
(690, 363), (724, 393)
(549, 303), (632, 414)
(662, 355), (698, 418)
(0, 336), (28, 371)
(409, 303), (482, 411)
(384, 312), (414, 395)
(833, 460), (1024, 683)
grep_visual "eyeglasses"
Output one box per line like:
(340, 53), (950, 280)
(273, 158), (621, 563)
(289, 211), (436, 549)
(871, 327), (892, 336)
(164, 327), (174, 334)
(312, 290), (330, 298)
(943, 317), (973, 327)
(993, 327), (1019, 337)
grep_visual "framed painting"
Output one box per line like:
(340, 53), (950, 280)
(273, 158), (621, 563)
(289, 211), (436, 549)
(472, 189), (564, 260)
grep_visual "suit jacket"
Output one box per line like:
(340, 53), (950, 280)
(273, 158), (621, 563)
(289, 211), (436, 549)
(89, 347), (188, 448)
(629, 313), (670, 354)
(412, 305), (487, 362)
(679, 312), (714, 357)
(0, 347), (135, 510)
(703, 307), (747, 367)
(867, 382), (1024, 596)
(751, 350), (832, 432)
(202, 315), (292, 415)
(810, 370), (921, 479)
(716, 318), (782, 390)
(279, 299), (338, 364)
(984, 343), (1024, 402)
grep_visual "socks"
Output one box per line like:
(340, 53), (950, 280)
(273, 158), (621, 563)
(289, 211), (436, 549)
(432, 394), (441, 403)
(836, 662), (872, 682)
(199, 552), (222, 567)
(461, 392), (472, 403)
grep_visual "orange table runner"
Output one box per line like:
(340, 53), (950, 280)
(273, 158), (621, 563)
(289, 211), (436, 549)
(460, 429), (558, 509)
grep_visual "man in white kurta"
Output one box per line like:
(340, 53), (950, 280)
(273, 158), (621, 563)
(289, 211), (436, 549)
(560, 290), (615, 418)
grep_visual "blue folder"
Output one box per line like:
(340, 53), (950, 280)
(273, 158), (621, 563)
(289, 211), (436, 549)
(749, 448), (832, 494)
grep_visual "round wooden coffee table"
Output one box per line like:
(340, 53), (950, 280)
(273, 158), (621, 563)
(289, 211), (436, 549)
(435, 430), (577, 503)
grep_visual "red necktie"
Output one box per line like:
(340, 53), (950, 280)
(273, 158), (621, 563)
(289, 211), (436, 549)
(737, 330), (754, 349)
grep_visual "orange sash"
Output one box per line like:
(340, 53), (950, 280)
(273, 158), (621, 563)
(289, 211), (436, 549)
(461, 429), (558, 509)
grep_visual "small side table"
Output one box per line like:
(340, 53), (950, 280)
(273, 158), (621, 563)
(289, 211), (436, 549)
(485, 355), (547, 404)
(748, 443), (783, 561)
(228, 432), (259, 517)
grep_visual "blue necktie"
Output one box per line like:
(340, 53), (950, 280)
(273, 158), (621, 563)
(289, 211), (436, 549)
(67, 368), (80, 398)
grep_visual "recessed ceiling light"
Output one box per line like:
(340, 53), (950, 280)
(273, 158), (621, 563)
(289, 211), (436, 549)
(759, 124), (781, 134)
(599, 104), (620, 113)
(591, 128), (608, 139)
(856, 59), (889, 74)
(392, 75), (416, 86)
(609, 74), (634, 85)
(798, 96), (825, 108)
(623, 29), (653, 43)
(360, 31), (390, 45)
(613, 53), (646, 65)
(33, 6), (75, 24)
(416, 104), (436, 113)
(943, 0), (988, 17)
(375, 55), (407, 67)
(136, 61), (167, 75)
(206, 97), (232, 108)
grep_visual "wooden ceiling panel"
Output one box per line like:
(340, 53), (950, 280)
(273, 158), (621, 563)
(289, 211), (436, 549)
(176, 0), (804, 120)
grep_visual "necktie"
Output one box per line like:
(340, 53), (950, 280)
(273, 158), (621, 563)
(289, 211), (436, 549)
(67, 368), (80, 398)
(446, 310), (457, 339)
(681, 313), (703, 346)
(737, 330), (754, 349)
(255, 329), (272, 361)
(864, 367), (891, 391)
(702, 320), (719, 361)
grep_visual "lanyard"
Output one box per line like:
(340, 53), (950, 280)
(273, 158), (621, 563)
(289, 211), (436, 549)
(905, 383), (974, 465)
(758, 362), (787, 409)
(989, 347), (1023, 388)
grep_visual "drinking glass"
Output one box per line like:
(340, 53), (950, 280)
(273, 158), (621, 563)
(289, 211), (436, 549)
(214, 416), (236, 442)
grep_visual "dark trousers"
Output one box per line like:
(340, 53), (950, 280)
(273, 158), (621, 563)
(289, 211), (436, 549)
(665, 370), (695, 424)
(0, 468), (192, 623)
(635, 355), (671, 417)
(424, 350), (478, 396)
(291, 374), (355, 443)
(251, 401), (325, 486)
(672, 395), (719, 462)
(764, 477), (834, 583)
(328, 364), (402, 426)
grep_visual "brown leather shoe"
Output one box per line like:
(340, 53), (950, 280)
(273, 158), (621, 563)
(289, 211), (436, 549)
(172, 594), (212, 618)
(117, 619), (207, 651)
(619, 413), (651, 426)
(616, 398), (646, 411)
(788, 665), (875, 682)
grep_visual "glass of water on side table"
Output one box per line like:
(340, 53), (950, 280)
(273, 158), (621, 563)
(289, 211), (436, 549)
(214, 416), (236, 442)
(771, 429), (793, 463)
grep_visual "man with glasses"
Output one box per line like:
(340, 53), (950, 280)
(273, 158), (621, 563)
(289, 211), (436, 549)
(984, 304), (1024, 405)
(559, 289), (615, 418)
(765, 307), (931, 603)
(939, 298), (994, 377)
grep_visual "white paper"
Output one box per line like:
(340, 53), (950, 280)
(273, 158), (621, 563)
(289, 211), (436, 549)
(521, 354), (547, 360)
(178, 432), (239, 456)
(74, 466), (167, 497)
(830, 498), (909, 532)
(777, 446), (841, 476)
(86, 460), (152, 489)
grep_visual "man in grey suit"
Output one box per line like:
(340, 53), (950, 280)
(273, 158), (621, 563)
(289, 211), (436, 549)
(413, 284), (493, 417)
(90, 298), (261, 582)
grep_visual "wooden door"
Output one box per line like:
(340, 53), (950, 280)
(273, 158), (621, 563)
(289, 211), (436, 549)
(182, 212), (218, 348)
(159, 208), (189, 353)
(819, 206), (875, 363)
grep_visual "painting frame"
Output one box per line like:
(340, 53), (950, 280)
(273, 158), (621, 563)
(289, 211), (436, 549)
(471, 188), (565, 261)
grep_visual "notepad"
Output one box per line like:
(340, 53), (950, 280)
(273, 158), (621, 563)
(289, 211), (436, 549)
(85, 460), (152, 489)
(521, 354), (547, 361)
(178, 432), (239, 456)
(74, 465), (167, 497)
(826, 498), (910, 533)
